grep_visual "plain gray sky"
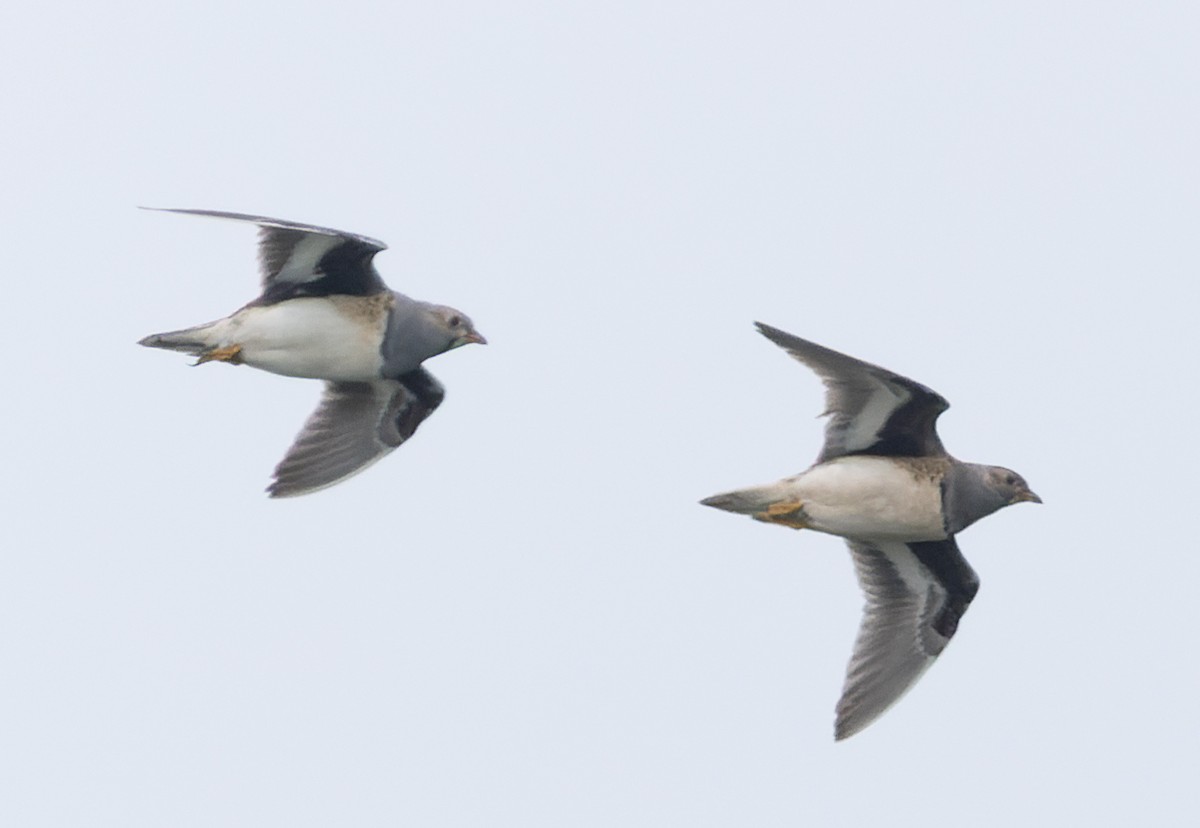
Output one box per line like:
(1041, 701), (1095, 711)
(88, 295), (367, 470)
(2, 1), (1197, 825)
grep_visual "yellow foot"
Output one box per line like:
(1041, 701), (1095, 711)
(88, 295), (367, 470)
(753, 500), (809, 530)
(194, 344), (244, 366)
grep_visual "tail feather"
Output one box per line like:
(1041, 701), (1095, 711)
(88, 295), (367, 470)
(138, 322), (218, 355)
(700, 487), (774, 514)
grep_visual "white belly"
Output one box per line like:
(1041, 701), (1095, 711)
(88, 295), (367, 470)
(790, 456), (947, 541)
(219, 298), (385, 382)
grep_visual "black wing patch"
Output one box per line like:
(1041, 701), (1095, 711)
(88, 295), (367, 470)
(268, 372), (446, 498)
(755, 322), (950, 460)
(907, 538), (980, 639)
(836, 537), (980, 739)
(144, 207), (389, 302)
(385, 368), (446, 445)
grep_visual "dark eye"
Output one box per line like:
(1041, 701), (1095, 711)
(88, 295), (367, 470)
(448, 315), (461, 327)
(1006, 474), (1017, 486)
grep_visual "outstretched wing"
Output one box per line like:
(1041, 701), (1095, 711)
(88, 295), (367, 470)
(755, 322), (950, 461)
(268, 369), (445, 497)
(144, 207), (388, 301)
(835, 538), (979, 740)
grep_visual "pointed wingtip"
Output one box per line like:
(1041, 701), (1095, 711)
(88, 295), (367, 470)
(265, 472), (324, 498)
(265, 481), (304, 499)
(137, 206), (210, 216)
(833, 716), (862, 742)
(138, 206), (206, 219)
(138, 206), (192, 215)
(753, 321), (798, 351)
(833, 702), (880, 741)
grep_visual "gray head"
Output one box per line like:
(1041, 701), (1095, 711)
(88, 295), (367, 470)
(381, 297), (486, 376)
(427, 304), (487, 351)
(942, 463), (1041, 535)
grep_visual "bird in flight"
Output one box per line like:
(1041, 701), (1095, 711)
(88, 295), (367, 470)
(702, 323), (1040, 739)
(139, 208), (485, 497)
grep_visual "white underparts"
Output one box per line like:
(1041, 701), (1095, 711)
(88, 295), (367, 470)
(206, 298), (387, 381)
(782, 456), (946, 542)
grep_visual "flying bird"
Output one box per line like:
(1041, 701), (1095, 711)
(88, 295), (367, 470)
(701, 323), (1040, 740)
(139, 208), (486, 497)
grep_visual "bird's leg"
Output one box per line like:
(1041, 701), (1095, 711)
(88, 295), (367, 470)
(193, 343), (244, 366)
(753, 500), (810, 530)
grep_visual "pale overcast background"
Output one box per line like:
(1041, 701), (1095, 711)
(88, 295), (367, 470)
(2, 2), (1196, 826)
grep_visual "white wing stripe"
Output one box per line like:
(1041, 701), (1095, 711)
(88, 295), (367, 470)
(274, 234), (342, 284)
(841, 380), (910, 455)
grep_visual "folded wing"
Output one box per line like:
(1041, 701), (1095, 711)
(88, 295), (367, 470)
(268, 369), (445, 497)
